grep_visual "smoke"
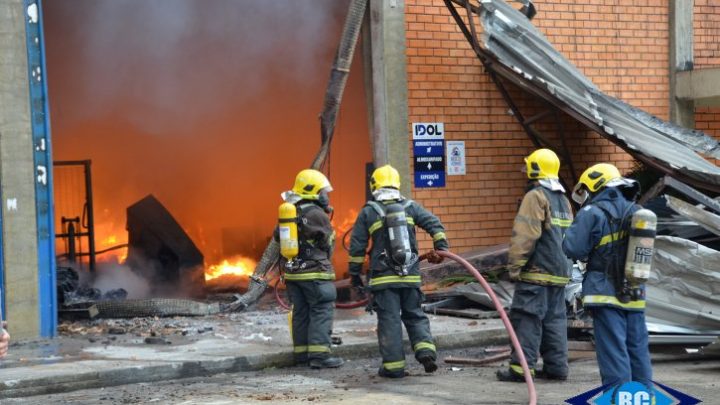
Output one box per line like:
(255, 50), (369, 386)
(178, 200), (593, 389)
(89, 261), (152, 299)
(47, 0), (348, 135)
(44, 0), (372, 270)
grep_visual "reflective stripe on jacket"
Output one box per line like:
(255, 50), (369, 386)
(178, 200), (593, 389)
(508, 183), (573, 286)
(348, 198), (448, 290)
(276, 201), (336, 282)
(563, 187), (645, 311)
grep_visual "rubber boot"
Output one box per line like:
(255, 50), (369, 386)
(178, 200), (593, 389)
(309, 357), (344, 369)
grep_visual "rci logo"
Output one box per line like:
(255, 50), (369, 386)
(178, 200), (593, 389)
(566, 381), (701, 405)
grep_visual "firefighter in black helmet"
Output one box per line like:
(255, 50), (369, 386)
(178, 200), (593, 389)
(348, 165), (448, 378)
(276, 169), (343, 369)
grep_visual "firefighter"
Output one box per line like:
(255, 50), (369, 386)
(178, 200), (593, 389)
(562, 163), (652, 391)
(276, 169), (343, 369)
(497, 148), (573, 383)
(347, 164), (448, 378)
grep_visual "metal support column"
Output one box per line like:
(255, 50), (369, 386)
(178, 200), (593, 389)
(24, 0), (57, 337)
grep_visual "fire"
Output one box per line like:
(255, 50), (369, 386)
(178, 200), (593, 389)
(204, 255), (257, 282)
(95, 230), (128, 263)
(332, 209), (358, 237)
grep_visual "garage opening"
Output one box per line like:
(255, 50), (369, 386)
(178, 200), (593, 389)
(43, 0), (370, 299)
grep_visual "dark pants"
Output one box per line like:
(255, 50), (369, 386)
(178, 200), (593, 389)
(592, 306), (652, 390)
(286, 280), (337, 362)
(374, 287), (436, 373)
(508, 282), (568, 377)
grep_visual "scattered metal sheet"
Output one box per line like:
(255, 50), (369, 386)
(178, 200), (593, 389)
(421, 244), (509, 285)
(444, 352), (511, 366)
(664, 195), (720, 238)
(648, 334), (719, 347)
(646, 236), (720, 332)
(444, 0), (720, 192)
(126, 195), (205, 294)
(94, 298), (221, 318)
(429, 308), (499, 319)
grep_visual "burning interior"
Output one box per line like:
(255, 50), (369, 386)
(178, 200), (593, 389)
(44, 0), (370, 304)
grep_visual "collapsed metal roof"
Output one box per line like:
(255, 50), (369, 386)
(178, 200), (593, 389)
(444, 0), (720, 192)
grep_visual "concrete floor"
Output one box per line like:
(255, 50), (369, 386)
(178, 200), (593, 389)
(4, 348), (717, 405)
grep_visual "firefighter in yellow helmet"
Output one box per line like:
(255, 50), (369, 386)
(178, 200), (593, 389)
(497, 149), (573, 382)
(276, 169), (343, 369)
(348, 164), (448, 378)
(563, 163), (652, 391)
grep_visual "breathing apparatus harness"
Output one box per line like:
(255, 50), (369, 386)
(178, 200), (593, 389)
(278, 201), (330, 273)
(593, 199), (657, 304)
(366, 199), (418, 277)
(595, 202), (638, 303)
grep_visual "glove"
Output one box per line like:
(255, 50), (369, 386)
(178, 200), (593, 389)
(351, 274), (364, 290)
(426, 250), (444, 264)
(507, 266), (521, 282)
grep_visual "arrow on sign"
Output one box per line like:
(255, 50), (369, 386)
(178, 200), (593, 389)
(427, 162), (432, 170)
(428, 180), (434, 186)
(426, 146), (432, 153)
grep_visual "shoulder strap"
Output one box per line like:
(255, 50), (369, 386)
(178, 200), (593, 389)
(366, 201), (386, 219)
(401, 199), (413, 209)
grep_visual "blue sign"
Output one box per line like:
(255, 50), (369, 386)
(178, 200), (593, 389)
(412, 122), (446, 188)
(413, 140), (445, 188)
(413, 140), (444, 156)
(414, 171), (445, 188)
(566, 381), (700, 405)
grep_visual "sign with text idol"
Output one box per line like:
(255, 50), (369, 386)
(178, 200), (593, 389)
(412, 123), (445, 188)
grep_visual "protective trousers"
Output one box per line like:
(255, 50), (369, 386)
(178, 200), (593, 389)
(374, 287), (436, 374)
(508, 282), (568, 377)
(592, 306), (652, 390)
(286, 280), (337, 363)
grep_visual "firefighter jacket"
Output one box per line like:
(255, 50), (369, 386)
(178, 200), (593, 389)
(348, 198), (448, 291)
(563, 187), (644, 311)
(275, 201), (336, 282)
(508, 182), (573, 286)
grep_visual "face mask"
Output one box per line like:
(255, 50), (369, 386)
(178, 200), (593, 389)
(317, 189), (333, 214)
(571, 183), (589, 205)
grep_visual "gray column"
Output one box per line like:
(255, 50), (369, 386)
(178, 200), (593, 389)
(0, 0), (41, 339)
(363, 0), (411, 196)
(669, 0), (695, 128)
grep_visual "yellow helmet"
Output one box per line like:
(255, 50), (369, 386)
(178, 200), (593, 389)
(370, 165), (401, 192)
(525, 148), (560, 180)
(571, 163), (622, 204)
(292, 169), (332, 199)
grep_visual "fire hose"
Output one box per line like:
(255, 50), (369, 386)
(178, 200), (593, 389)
(273, 278), (368, 311)
(436, 250), (537, 405)
(273, 250), (537, 405)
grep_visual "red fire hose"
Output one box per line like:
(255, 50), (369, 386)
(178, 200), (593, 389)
(273, 251), (537, 405)
(436, 250), (537, 405)
(273, 278), (368, 310)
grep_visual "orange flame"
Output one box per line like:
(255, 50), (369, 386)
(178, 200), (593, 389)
(332, 208), (358, 237)
(204, 255), (257, 281)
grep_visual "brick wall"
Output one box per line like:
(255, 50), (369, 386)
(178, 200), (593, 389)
(694, 0), (720, 69)
(405, 0), (669, 252)
(693, 1), (720, 141)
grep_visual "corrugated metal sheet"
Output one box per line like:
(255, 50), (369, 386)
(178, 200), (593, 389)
(470, 0), (720, 189)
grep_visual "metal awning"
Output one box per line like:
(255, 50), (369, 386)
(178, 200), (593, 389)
(444, 0), (720, 193)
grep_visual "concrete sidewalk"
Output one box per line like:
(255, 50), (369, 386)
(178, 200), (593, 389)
(0, 307), (508, 399)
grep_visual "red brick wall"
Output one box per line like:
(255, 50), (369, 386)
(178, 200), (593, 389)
(405, 0), (669, 252)
(694, 0), (720, 69)
(693, 1), (720, 139)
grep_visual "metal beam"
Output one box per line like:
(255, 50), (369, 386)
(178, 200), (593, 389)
(24, 0), (57, 337)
